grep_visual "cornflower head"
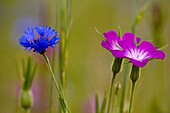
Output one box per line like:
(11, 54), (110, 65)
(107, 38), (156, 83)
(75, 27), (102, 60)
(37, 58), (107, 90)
(19, 26), (60, 54)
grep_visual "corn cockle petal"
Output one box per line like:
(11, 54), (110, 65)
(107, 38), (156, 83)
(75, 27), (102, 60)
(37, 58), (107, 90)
(130, 58), (148, 67)
(138, 41), (157, 52)
(111, 50), (125, 58)
(118, 40), (136, 51)
(122, 33), (141, 44)
(103, 30), (120, 44)
(101, 41), (112, 51)
(101, 30), (122, 53)
(148, 50), (165, 60)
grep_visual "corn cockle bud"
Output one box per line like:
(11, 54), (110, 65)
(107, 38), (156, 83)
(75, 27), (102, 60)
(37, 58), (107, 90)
(112, 58), (123, 76)
(130, 65), (140, 83)
(115, 82), (121, 93)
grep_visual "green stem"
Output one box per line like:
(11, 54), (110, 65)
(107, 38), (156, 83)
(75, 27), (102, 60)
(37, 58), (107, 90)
(112, 85), (120, 113)
(107, 75), (116, 113)
(49, 48), (56, 113)
(42, 53), (71, 113)
(119, 65), (130, 113)
(25, 109), (30, 113)
(49, 78), (53, 113)
(132, 0), (137, 34)
(128, 82), (136, 113)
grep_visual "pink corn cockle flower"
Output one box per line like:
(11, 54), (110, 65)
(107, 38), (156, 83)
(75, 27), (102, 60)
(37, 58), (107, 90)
(101, 30), (140, 58)
(101, 30), (165, 67)
(118, 35), (165, 67)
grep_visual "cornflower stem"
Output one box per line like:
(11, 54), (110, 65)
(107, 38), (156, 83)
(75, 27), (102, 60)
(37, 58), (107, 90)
(49, 78), (53, 113)
(49, 48), (56, 113)
(42, 53), (71, 113)
(128, 82), (136, 113)
(107, 74), (116, 113)
(25, 109), (30, 113)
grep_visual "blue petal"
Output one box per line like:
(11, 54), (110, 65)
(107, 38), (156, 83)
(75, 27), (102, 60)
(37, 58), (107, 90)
(19, 36), (33, 51)
(48, 37), (60, 48)
(35, 26), (45, 37)
(19, 26), (60, 53)
(24, 27), (34, 41)
(45, 26), (57, 38)
(32, 38), (48, 53)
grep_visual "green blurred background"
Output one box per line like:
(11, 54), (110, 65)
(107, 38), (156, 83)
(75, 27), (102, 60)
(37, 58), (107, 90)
(0, 0), (169, 113)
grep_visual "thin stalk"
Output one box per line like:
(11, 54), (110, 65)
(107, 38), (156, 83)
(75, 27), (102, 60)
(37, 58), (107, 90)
(49, 48), (56, 113)
(42, 53), (71, 113)
(112, 83), (120, 113)
(107, 75), (116, 113)
(131, 0), (137, 34)
(49, 78), (53, 113)
(128, 82), (136, 113)
(59, 0), (67, 94)
(119, 65), (130, 113)
(25, 109), (30, 113)
(49, 0), (60, 111)
(112, 94), (118, 113)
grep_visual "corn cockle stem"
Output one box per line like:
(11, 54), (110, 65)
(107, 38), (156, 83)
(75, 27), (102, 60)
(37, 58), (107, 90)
(107, 58), (123, 113)
(119, 65), (130, 113)
(113, 82), (121, 113)
(128, 82), (136, 113)
(107, 75), (116, 113)
(42, 53), (71, 113)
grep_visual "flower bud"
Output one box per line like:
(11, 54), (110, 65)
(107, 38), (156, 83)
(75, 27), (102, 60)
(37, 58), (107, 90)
(112, 58), (123, 76)
(130, 65), (140, 83)
(20, 90), (33, 109)
(115, 82), (121, 93)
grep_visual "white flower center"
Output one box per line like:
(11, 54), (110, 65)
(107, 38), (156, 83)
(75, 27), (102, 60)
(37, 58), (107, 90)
(111, 40), (122, 50)
(125, 48), (150, 61)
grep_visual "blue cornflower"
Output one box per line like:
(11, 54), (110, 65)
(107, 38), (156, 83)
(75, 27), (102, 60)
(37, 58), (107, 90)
(19, 26), (60, 54)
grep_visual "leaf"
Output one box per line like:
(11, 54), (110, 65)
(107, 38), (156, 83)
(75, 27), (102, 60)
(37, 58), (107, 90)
(21, 57), (37, 90)
(28, 62), (37, 88)
(22, 58), (26, 78)
(24, 57), (32, 90)
(134, 2), (150, 26)
(95, 27), (105, 40)
(100, 92), (107, 113)
(95, 93), (99, 113)
(158, 44), (168, 51)
(117, 26), (122, 38)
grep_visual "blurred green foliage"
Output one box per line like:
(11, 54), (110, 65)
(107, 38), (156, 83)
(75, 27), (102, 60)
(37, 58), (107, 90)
(0, 0), (169, 113)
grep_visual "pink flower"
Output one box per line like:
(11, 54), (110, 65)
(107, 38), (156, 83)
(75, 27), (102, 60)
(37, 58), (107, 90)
(101, 30), (140, 58)
(101, 30), (165, 67)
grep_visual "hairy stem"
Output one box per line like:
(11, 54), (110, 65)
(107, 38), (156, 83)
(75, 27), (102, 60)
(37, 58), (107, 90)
(107, 75), (116, 113)
(42, 53), (71, 113)
(128, 82), (136, 113)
